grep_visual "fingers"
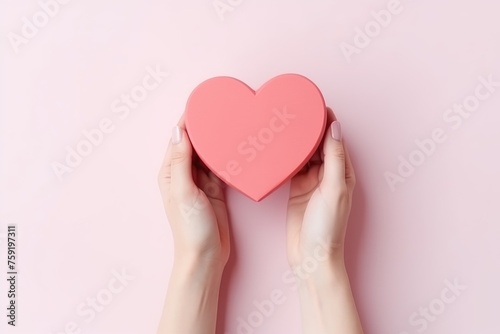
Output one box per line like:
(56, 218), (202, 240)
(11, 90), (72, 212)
(170, 125), (196, 195)
(158, 122), (196, 199)
(320, 107), (335, 161)
(197, 170), (225, 202)
(309, 148), (322, 165)
(343, 140), (356, 191)
(320, 108), (348, 192)
(298, 107), (333, 173)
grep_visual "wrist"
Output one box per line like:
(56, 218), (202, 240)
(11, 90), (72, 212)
(297, 261), (351, 318)
(173, 253), (226, 279)
(296, 258), (348, 292)
(161, 252), (225, 334)
(290, 240), (346, 279)
(296, 259), (364, 334)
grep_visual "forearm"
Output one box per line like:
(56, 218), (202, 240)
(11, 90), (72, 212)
(157, 255), (225, 334)
(298, 258), (364, 334)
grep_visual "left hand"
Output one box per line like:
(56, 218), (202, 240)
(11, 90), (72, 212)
(158, 119), (230, 268)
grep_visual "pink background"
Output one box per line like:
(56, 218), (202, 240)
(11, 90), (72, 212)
(1, 0), (499, 333)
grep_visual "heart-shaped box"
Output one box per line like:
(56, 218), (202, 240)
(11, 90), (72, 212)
(185, 74), (326, 201)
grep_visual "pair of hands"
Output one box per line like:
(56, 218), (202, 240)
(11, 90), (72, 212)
(158, 108), (356, 273)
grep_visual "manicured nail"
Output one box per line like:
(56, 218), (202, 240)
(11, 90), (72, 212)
(172, 125), (182, 144)
(330, 121), (342, 141)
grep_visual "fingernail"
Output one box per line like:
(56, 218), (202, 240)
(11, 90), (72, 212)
(330, 121), (342, 141)
(172, 125), (182, 144)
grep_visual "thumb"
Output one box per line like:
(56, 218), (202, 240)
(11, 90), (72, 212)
(320, 120), (347, 191)
(169, 125), (195, 196)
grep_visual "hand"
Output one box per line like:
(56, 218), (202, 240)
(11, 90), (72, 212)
(158, 120), (230, 268)
(286, 108), (363, 334)
(286, 108), (356, 269)
(156, 120), (229, 334)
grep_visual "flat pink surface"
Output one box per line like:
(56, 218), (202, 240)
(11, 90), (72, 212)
(1, 1), (499, 333)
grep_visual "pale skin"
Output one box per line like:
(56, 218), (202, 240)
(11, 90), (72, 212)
(156, 108), (364, 334)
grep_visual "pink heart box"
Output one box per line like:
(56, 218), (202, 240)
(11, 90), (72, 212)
(185, 74), (327, 201)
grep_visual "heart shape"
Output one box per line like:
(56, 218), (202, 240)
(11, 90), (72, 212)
(185, 74), (326, 201)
